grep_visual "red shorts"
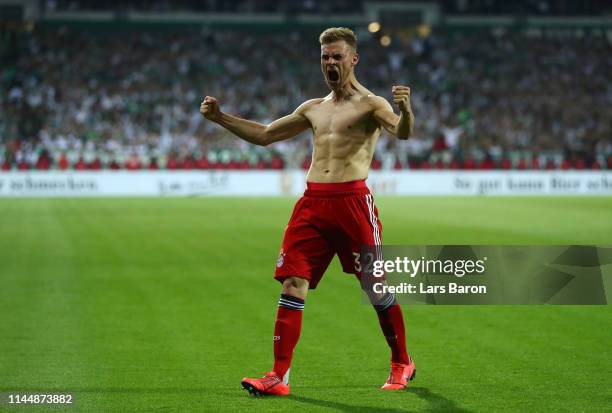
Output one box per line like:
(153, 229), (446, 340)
(274, 180), (382, 289)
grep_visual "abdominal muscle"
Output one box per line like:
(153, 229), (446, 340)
(306, 130), (379, 183)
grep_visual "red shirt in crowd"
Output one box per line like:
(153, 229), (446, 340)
(58, 154), (69, 170)
(125, 155), (142, 170)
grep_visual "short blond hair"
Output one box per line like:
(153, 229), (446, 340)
(319, 27), (357, 51)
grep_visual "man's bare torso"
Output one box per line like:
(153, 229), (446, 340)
(302, 87), (380, 183)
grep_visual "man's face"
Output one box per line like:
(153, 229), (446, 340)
(321, 40), (358, 90)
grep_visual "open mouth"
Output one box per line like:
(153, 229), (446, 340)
(327, 68), (340, 82)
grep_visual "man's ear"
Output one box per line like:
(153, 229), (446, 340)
(352, 52), (359, 66)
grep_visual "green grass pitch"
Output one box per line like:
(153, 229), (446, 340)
(0, 197), (611, 412)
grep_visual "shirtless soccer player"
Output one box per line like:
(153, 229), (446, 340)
(200, 27), (415, 396)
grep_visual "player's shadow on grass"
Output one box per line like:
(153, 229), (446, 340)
(289, 386), (473, 413)
(408, 387), (474, 413)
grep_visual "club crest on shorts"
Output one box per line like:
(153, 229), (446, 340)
(276, 248), (286, 268)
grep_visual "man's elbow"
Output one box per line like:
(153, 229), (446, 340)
(397, 129), (413, 140)
(257, 129), (271, 147)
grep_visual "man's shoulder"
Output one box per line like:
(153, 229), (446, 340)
(362, 94), (392, 111)
(295, 98), (326, 114)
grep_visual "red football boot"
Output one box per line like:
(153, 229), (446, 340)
(381, 359), (416, 390)
(241, 372), (290, 396)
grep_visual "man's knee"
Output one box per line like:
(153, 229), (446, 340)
(281, 276), (309, 300)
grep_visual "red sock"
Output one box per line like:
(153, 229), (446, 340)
(376, 302), (410, 365)
(273, 294), (304, 384)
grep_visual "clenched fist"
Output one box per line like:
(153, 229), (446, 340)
(200, 96), (221, 122)
(392, 85), (411, 113)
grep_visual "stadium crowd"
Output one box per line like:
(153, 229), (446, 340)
(1, 25), (611, 171)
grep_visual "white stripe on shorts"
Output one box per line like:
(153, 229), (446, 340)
(365, 194), (382, 261)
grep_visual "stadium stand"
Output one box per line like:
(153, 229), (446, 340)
(1, 3), (611, 170)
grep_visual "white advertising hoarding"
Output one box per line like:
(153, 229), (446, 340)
(367, 171), (612, 196)
(0, 171), (611, 197)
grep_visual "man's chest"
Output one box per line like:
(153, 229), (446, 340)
(306, 102), (375, 135)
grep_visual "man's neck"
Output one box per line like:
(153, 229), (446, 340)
(331, 75), (360, 102)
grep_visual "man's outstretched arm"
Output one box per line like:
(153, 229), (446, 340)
(200, 96), (312, 146)
(371, 86), (414, 140)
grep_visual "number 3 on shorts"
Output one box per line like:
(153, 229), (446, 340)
(353, 252), (361, 272)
